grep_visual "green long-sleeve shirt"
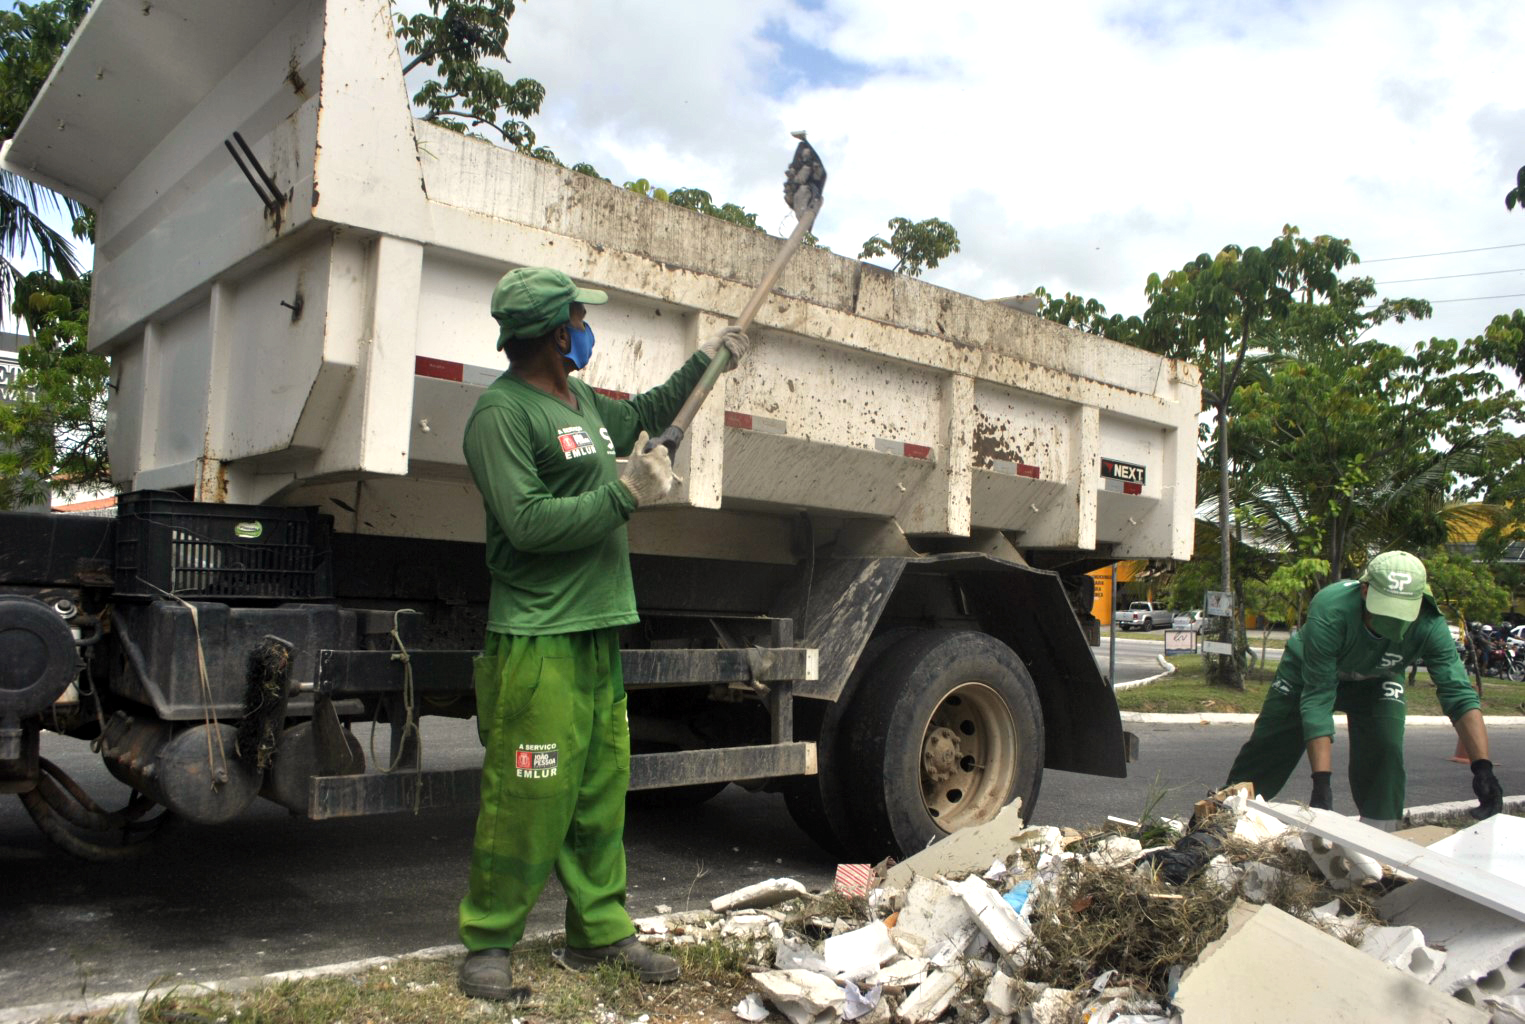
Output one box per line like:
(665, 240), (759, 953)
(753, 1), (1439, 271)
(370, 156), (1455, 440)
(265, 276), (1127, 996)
(1279, 579), (1479, 742)
(463, 352), (710, 635)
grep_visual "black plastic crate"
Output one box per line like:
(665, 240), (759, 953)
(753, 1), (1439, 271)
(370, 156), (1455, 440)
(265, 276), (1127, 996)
(114, 492), (334, 601)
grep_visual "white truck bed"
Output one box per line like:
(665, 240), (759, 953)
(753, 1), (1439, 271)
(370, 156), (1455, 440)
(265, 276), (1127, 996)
(2, 0), (1199, 562)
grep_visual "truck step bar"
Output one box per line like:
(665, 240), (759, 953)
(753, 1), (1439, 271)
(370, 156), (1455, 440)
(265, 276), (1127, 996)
(306, 741), (818, 820)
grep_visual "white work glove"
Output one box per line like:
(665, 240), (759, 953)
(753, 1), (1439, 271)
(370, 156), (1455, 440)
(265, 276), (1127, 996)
(699, 326), (750, 371)
(619, 431), (680, 506)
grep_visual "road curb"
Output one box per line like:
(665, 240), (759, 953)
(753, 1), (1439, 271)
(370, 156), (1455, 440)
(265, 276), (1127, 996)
(1402, 795), (1525, 824)
(1120, 712), (1525, 727)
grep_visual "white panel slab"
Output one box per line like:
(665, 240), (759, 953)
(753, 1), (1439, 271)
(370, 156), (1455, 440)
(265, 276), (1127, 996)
(1176, 901), (1487, 1023)
(1261, 802), (1525, 923)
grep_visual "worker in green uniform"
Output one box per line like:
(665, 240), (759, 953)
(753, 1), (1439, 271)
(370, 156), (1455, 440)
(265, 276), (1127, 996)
(1225, 550), (1504, 829)
(456, 266), (749, 1001)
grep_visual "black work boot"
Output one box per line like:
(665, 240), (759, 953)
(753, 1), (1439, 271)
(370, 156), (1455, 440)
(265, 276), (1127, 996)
(556, 936), (680, 983)
(458, 948), (530, 1002)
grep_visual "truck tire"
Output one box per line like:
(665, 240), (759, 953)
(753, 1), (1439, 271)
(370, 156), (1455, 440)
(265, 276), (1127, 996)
(843, 630), (1044, 859)
(783, 630), (913, 861)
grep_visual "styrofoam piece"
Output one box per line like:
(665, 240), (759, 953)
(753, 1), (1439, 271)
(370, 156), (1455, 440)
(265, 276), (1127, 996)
(885, 797), (1025, 888)
(892, 876), (980, 960)
(896, 966), (964, 1024)
(951, 876), (1034, 960)
(842, 979), (883, 1022)
(1175, 901), (1488, 1023)
(733, 992), (770, 1022)
(711, 877), (810, 913)
(1381, 880), (1525, 999)
(1359, 924), (1447, 984)
(1301, 831), (1384, 890)
(750, 969), (846, 1024)
(1028, 987), (1079, 1024)
(1262, 802), (1525, 922)
(822, 921), (898, 978)
(1427, 816), (1525, 885)
(1087, 835), (1144, 868)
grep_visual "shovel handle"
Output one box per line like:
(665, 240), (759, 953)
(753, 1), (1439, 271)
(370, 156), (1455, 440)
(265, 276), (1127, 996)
(656, 201), (821, 456)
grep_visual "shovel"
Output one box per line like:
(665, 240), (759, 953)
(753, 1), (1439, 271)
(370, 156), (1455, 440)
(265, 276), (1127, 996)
(645, 134), (827, 456)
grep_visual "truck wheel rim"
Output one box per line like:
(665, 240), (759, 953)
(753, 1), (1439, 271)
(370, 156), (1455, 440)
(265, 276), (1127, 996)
(919, 682), (1018, 833)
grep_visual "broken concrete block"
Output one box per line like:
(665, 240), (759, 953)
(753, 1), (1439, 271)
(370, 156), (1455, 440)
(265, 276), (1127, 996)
(1381, 878), (1525, 1001)
(951, 875), (1034, 960)
(885, 797), (1025, 888)
(1175, 901), (1488, 1023)
(712, 877), (810, 913)
(1026, 986), (1078, 1024)
(1301, 830), (1384, 890)
(896, 966), (964, 1024)
(871, 956), (930, 989)
(1358, 924), (1446, 984)
(983, 969), (1021, 1016)
(721, 913), (778, 939)
(823, 920), (898, 979)
(892, 876), (980, 960)
(1239, 861), (1287, 904)
(1262, 802), (1525, 923)
(750, 969), (846, 1024)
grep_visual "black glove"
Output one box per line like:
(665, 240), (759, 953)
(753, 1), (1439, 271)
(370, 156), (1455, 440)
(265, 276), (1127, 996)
(1310, 771), (1333, 811)
(1471, 759), (1503, 820)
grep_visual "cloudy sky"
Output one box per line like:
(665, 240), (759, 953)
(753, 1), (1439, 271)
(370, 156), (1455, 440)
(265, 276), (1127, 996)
(441, 0), (1524, 356)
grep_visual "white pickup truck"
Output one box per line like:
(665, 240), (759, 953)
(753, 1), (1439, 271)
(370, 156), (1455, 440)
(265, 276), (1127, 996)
(1114, 601), (1174, 631)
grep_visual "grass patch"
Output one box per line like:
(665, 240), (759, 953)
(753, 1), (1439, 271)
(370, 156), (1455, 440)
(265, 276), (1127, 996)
(63, 939), (758, 1024)
(1116, 660), (1525, 716)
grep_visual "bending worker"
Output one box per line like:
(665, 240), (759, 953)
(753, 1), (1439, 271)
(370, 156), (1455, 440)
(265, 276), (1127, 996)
(1225, 550), (1504, 829)
(456, 266), (748, 1001)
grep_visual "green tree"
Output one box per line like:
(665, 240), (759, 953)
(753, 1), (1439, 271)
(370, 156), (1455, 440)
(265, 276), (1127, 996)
(859, 217), (960, 277)
(1507, 164), (1525, 211)
(393, 0), (546, 150)
(0, 0), (90, 309)
(0, 271), (108, 507)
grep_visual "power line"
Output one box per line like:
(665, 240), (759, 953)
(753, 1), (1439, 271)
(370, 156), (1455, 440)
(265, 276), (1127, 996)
(1375, 268), (1525, 285)
(1360, 242), (1525, 263)
(1425, 293), (1525, 304)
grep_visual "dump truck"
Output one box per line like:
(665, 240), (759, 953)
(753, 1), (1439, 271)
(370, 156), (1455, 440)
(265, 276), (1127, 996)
(0, 0), (1199, 861)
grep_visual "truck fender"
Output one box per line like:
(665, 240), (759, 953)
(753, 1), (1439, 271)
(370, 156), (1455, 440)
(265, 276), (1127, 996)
(788, 552), (1125, 779)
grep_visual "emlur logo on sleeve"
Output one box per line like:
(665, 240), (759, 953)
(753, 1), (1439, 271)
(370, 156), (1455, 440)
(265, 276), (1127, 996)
(515, 743), (559, 779)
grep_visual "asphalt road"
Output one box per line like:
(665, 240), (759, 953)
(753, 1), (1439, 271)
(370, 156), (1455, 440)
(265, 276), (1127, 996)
(2, 710), (1507, 1014)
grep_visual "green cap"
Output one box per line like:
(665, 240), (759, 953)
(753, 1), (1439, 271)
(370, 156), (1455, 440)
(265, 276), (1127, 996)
(491, 267), (608, 350)
(1360, 550), (1429, 622)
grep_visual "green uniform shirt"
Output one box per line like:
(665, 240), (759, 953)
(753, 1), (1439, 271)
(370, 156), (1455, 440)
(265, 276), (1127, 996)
(1280, 579), (1479, 742)
(463, 352), (710, 635)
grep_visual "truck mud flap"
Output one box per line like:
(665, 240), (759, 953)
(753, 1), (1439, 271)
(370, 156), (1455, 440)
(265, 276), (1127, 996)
(307, 741), (817, 819)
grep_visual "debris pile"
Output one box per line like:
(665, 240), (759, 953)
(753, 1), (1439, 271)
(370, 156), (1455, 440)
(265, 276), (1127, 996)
(634, 788), (1525, 1023)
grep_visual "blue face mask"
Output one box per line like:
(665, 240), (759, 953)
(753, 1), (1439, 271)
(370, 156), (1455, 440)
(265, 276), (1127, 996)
(564, 323), (595, 369)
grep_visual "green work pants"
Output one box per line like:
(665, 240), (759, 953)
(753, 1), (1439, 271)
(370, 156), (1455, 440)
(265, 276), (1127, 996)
(1225, 672), (1409, 823)
(458, 629), (634, 952)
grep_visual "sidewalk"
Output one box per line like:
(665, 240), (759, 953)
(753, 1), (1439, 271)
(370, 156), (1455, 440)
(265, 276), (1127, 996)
(1122, 711), (1525, 726)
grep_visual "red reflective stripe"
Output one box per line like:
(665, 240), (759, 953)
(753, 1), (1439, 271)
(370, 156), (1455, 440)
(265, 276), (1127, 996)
(903, 443), (931, 460)
(593, 387), (631, 400)
(1017, 463), (1040, 479)
(1124, 482), (1142, 495)
(415, 356), (463, 382)
(725, 411), (754, 430)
